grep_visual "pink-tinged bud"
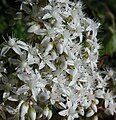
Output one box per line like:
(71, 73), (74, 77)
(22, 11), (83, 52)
(28, 106), (36, 120)
(56, 43), (63, 54)
(20, 101), (29, 118)
(86, 109), (95, 117)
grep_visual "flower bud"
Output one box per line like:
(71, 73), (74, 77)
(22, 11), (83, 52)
(91, 103), (97, 113)
(43, 106), (49, 117)
(56, 43), (63, 54)
(51, 50), (58, 60)
(28, 106), (36, 120)
(43, 106), (52, 119)
(94, 99), (99, 105)
(20, 101), (29, 118)
(48, 110), (52, 120)
(44, 42), (53, 56)
(86, 109), (95, 117)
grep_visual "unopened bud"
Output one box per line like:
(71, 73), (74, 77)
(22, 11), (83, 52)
(44, 42), (53, 56)
(43, 106), (52, 120)
(91, 103), (97, 113)
(43, 106), (49, 117)
(56, 43), (63, 54)
(86, 109), (95, 117)
(94, 99), (99, 105)
(28, 106), (36, 120)
(20, 101), (29, 118)
(51, 50), (58, 60)
(48, 110), (52, 120)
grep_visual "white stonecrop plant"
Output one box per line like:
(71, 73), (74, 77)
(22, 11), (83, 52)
(0, 0), (116, 120)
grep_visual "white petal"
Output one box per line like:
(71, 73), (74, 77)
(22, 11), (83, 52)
(12, 46), (22, 55)
(28, 106), (36, 120)
(20, 102), (29, 117)
(8, 95), (18, 101)
(46, 61), (56, 71)
(1, 46), (10, 56)
(28, 24), (39, 33)
(3, 92), (10, 99)
(17, 73), (29, 81)
(42, 13), (52, 19)
(17, 40), (28, 51)
(52, 78), (58, 83)
(43, 106), (49, 117)
(16, 84), (29, 95)
(91, 104), (97, 112)
(105, 100), (109, 108)
(59, 109), (68, 116)
(6, 106), (16, 115)
(48, 110), (52, 120)
(69, 80), (76, 86)
(39, 61), (45, 70)
(34, 29), (45, 35)
(32, 88), (40, 101)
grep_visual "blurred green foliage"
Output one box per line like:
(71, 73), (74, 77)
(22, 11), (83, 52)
(0, 0), (27, 42)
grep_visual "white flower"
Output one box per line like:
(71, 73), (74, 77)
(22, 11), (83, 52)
(1, 36), (28, 56)
(85, 47), (98, 70)
(39, 55), (56, 71)
(50, 84), (64, 104)
(104, 90), (115, 108)
(85, 18), (100, 39)
(17, 69), (45, 101)
(59, 100), (79, 120)
(104, 103), (116, 115)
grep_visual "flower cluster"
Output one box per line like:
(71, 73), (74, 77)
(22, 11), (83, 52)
(0, 0), (116, 120)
